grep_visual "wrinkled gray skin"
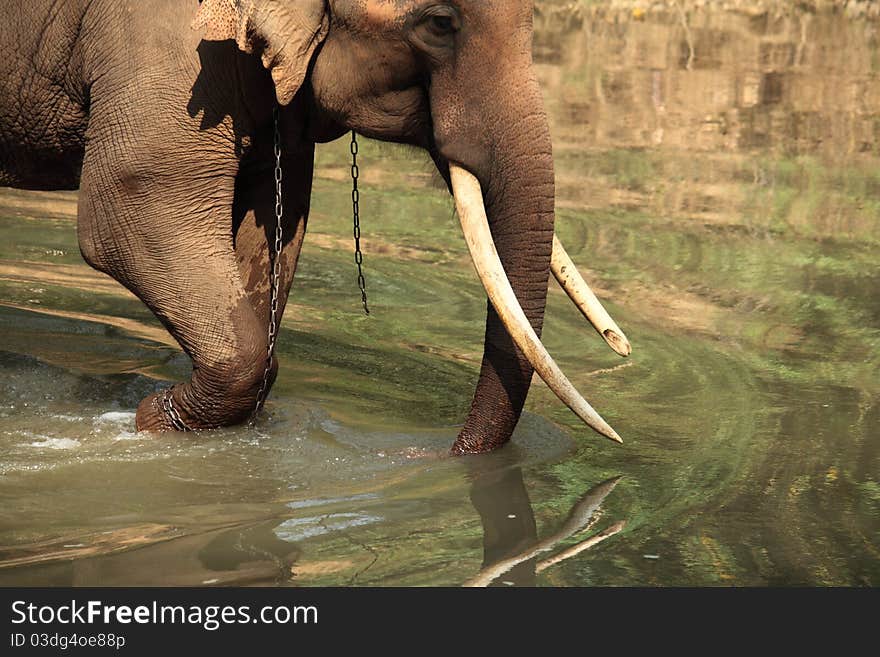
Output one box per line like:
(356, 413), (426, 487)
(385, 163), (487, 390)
(0, 0), (555, 454)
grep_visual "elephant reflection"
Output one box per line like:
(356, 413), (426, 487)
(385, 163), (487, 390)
(193, 469), (624, 586)
(464, 469), (625, 587)
(0, 470), (622, 587)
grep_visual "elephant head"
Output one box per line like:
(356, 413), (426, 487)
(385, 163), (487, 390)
(194, 0), (630, 453)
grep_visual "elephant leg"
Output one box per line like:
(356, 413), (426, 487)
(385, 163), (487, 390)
(77, 150), (308, 432)
(130, 261), (272, 433)
(120, 227), (274, 432)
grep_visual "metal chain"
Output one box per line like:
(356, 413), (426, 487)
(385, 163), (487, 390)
(162, 387), (191, 432)
(351, 131), (370, 315)
(252, 105), (286, 420)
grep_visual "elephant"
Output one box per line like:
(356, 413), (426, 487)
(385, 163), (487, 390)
(0, 0), (631, 454)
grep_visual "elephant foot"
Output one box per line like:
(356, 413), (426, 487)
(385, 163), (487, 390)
(450, 422), (516, 455)
(135, 369), (275, 433)
(136, 388), (198, 433)
(450, 437), (502, 456)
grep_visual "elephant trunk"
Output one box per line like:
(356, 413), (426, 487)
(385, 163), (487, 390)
(451, 129), (553, 453)
(447, 77), (561, 454)
(441, 72), (623, 452)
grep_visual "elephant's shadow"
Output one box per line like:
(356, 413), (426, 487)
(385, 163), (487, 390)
(186, 40), (273, 159)
(186, 40), (308, 262)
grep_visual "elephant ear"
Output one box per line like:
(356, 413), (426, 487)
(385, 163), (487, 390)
(193, 0), (329, 105)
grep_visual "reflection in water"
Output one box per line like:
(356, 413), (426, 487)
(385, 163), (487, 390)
(0, 464), (624, 588)
(465, 469), (624, 587)
(469, 467), (539, 587)
(198, 522), (300, 582)
(0, 522), (301, 587)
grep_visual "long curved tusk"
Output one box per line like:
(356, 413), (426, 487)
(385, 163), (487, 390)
(450, 165), (622, 445)
(551, 235), (631, 357)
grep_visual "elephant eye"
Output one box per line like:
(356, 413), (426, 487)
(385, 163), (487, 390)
(428, 14), (456, 36)
(420, 7), (460, 39)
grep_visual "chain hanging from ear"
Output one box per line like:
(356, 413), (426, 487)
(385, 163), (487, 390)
(351, 131), (370, 315)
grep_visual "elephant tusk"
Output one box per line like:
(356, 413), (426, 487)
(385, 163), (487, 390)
(449, 164), (622, 445)
(551, 235), (631, 357)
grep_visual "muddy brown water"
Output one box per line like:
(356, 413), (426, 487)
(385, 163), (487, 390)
(0, 7), (877, 586)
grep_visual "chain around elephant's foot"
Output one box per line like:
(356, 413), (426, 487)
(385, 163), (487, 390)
(161, 387), (194, 431)
(136, 386), (196, 433)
